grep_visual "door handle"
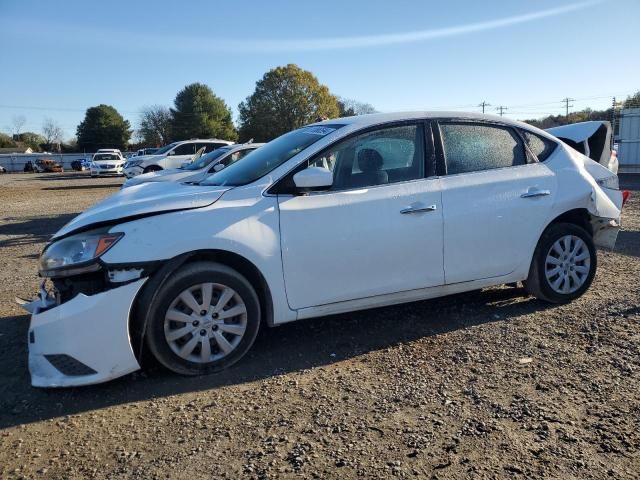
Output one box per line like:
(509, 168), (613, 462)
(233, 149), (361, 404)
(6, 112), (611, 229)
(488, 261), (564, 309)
(521, 188), (551, 198)
(400, 204), (437, 214)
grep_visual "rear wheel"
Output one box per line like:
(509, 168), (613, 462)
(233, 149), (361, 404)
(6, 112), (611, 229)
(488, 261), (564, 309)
(145, 262), (261, 376)
(525, 222), (596, 303)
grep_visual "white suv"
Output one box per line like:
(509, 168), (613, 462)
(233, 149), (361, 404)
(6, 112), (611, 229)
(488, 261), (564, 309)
(123, 139), (233, 178)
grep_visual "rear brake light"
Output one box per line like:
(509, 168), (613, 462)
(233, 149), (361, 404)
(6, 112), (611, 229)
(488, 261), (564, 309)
(622, 190), (631, 208)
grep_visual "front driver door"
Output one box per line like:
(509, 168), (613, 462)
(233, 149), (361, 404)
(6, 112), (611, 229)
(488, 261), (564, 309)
(277, 122), (445, 310)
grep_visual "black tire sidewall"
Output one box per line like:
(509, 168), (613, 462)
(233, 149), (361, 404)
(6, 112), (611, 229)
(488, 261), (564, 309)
(145, 262), (261, 376)
(533, 223), (597, 303)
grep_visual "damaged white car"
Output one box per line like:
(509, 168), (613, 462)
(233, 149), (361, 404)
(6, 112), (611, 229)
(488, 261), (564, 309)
(23, 112), (627, 387)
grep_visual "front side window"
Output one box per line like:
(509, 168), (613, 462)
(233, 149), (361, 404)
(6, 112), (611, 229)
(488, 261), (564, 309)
(521, 130), (557, 162)
(299, 123), (426, 191)
(440, 123), (526, 175)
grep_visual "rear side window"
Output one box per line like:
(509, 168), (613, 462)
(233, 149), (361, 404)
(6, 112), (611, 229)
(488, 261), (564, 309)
(521, 130), (557, 162)
(440, 123), (526, 175)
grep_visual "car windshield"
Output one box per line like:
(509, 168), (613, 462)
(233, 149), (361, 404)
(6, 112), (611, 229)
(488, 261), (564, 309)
(94, 154), (120, 161)
(154, 142), (178, 155)
(200, 125), (342, 186)
(181, 147), (231, 171)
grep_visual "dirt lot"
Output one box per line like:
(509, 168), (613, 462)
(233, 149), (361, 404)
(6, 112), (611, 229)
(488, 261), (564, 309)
(0, 172), (638, 479)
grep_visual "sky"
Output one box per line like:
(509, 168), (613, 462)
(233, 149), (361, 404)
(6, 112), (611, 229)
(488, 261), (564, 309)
(1, 0), (639, 141)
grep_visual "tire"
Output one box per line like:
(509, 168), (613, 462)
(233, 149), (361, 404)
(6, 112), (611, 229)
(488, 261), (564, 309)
(144, 261), (261, 376)
(524, 222), (596, 304)
(143, 165), (162, 174)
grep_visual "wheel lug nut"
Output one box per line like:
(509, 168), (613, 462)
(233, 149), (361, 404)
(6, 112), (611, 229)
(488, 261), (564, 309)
(192, 320), (199, 326)
(212, 312), (218, 319)
(200, 310), (207, 316)
(212, 325), (218, 331)
(200, 329), (207, 336)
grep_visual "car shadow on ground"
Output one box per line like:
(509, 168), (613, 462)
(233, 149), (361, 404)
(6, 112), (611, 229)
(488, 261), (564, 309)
(42, 184), (123, 191)
(0, 286), (552, 429)
(0, 214), (78, 248)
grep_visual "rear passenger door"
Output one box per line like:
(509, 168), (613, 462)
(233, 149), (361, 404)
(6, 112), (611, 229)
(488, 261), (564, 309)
(435, 121), (557, 284)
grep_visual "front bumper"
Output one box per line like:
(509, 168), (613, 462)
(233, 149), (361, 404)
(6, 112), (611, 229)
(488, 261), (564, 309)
(91, 166), (124, 175)
(28, 278), (146, 388)
(123, 166), (143, 178)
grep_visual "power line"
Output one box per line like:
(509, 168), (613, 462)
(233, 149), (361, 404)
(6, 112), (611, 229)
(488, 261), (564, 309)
(495, 106), (508, 117)
(561, 97), (575, 119)
(478, 101), (491, 114)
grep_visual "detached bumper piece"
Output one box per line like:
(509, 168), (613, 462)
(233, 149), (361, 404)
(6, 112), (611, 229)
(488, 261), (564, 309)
(28, 278), (146, 388)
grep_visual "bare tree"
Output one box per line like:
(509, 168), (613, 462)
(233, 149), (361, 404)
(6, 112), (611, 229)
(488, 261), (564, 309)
(11, 115), (26, 136)
(139, 105), (172, 146)
(42, 118), (64, 151)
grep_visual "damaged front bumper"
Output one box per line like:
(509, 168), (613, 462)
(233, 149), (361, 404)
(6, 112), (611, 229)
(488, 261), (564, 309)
(27, 278), (146, 388)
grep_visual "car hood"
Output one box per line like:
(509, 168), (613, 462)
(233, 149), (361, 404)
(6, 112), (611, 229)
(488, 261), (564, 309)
(122, 168), (201, 188)
(53, 181), (231, 239)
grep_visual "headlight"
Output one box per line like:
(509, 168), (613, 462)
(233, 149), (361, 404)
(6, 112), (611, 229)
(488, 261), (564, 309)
(39, 230), (123, 277)
(597, 174), (619, 190)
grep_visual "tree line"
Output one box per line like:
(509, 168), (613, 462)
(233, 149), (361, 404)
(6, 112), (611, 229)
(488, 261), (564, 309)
(76, 64), (374, 152)
(3, 63), (638, 153)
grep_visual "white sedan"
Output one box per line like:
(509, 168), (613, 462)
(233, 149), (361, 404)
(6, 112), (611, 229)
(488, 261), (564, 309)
(90, 151), (126, 177)
(24, 112), (627, 387)
(121, 143), (264, 189)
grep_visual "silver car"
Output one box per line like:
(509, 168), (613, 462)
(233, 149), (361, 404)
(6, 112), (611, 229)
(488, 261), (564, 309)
(122, 143), (264, 188)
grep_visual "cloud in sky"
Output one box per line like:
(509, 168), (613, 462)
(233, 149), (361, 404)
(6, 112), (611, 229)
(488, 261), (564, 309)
(4, 1), (602, 53)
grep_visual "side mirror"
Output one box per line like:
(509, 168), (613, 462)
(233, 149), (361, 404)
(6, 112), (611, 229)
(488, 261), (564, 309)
(293, 166), (333, 191)
(213, 163), (225, 172)
(167, 150), (175, 156)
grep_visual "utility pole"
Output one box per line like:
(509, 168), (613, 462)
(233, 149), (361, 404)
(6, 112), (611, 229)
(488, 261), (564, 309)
(562, 97), (575, 119)
(478, 101), (491, 114)
(496, 106), (507, 117)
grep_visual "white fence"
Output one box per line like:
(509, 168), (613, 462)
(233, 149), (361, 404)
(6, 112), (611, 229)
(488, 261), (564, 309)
(0, 153), (92, 172)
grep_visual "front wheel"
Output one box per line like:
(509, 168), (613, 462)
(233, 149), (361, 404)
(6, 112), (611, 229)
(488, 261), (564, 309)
(145, 262), (261, 376)
(143, 165), (162, 174)
(525, 222), (596, 303)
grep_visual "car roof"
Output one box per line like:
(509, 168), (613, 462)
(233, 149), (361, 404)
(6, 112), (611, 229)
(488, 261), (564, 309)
(311, 111), (553, 138)
(176, 139), (234, 144)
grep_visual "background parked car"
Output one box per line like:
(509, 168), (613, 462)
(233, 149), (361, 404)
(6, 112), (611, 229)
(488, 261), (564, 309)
(71, 158), (92, 172)
(123, 139), (233, 178)
(34, 158), (64, 173)
(122, 143), (264, 188)
(90, 151), (126, 177)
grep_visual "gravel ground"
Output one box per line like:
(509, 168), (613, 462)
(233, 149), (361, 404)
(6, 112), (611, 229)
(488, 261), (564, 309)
(0, 172), (638, 479)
